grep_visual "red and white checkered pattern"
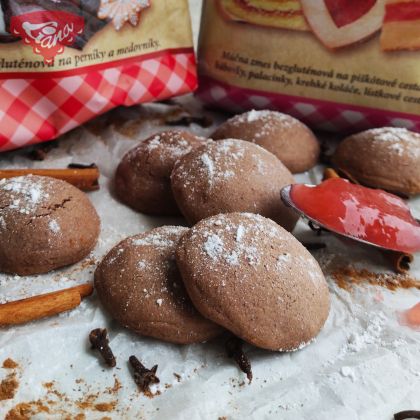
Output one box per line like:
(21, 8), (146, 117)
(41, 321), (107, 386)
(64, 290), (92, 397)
(0, 49), (197, 152)
(197, 76), (420, 134)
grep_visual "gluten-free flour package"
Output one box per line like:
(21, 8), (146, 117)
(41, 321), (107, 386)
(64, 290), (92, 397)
(0, 0), (197, 152)
(197, 0), (420, 132)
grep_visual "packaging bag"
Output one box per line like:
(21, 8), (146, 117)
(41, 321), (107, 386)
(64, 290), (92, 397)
(0, 0), (197, 152)
(197, 0), (420, 133)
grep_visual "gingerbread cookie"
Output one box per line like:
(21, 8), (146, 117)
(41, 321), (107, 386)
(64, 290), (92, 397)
(95, 226), (222, 344)
(0, 175), (100, 275)
(176, 213), (330, 351)
(115, 130), (204, 215)
(332, 127), (420, 196)
(212, 110), (320, 173)
(171, 139), (298, 231)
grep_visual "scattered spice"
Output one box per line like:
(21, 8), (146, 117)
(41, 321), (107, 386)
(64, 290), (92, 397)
(0, 284), (93, 326)
(173, 373), (181, 382)
(0, 373), (19, 401)
(128, 355), (159, 395)
(5, 401), (49, 420)
(94, 402), (116, 412)
(0, 167), (100, 192)
(89, 328), (116, 368)
(2, 358), (18, 369)
(165, 113), (213, 128)
(308, 221), (328, 236)
(332, 266), (420, 291)
(26, 141), (59, 161)
(225, 337), (253, 384)
(106, 377), (122, 395)
(68, 163), (97, 170)
(302, 242), (326, 251)
(394, 411), (420, 420)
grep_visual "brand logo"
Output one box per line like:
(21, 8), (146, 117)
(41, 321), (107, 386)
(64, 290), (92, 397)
(11, 11), (84, 64)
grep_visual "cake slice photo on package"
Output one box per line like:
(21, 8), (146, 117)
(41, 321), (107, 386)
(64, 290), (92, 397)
(198, 0), (420, 132)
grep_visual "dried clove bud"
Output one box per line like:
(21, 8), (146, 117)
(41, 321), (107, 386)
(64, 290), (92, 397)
(308, 221), (328, 236)
(394, 411), (420, 420)
(165, 114), (213, 128)
(89, 328), (116, 368)
(302, 242), (327, 251)
(68, 163), (97, 169)
(26, 141), (59, 161)
(226, 337), (253, 384)
(129, 355), (160, 393)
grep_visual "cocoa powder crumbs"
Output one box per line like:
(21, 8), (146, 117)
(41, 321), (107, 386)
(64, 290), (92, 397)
(0, 373), (19, 401)
(106, 377), (122, 394)
(332, 266), (420, 291)
(2, 358), (19, 369)
(5, 400), (49, 420)
(94, 401), (117, 412)
(6, 379), (120, 418)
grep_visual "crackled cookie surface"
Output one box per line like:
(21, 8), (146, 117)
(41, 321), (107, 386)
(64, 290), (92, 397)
(212, 110), (320, 173)
(95, 226), (222, 344)
(176, 213), (330, 351)
(0, 175), (100, 275)
(171, 139), (298, 230)
(115, 130), (205, 215)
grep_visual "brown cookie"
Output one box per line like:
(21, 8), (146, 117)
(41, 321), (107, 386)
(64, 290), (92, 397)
(176, 213), (330, 351)
(332, 127), (420, 196)
(212, 110), (320, 173)
(0, 175), (100, 276)
(171, 139), (298, 231)
(115, 130), (205, 215)
(95, 226), (222, 344)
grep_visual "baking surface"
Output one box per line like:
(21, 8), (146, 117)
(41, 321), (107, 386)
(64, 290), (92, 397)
(0, 95), (419, 420)
(0, 2), (420, 418)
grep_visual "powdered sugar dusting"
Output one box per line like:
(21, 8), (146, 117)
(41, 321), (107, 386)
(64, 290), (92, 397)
(363, 127), (420, 158)
(0, 175), (50, 215)
(48, 220), (60, 234)
(132, 226), (185, 248)
(200, 153), (215, 184)
(235, 110), (295, 128)
(203, 234), (224, 260)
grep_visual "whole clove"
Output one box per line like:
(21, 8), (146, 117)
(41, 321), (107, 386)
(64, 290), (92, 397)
(129, 356), (160, 393)
(308, 221), (328, 236)
(89, 328), (116, 368)
(225, 337), (253, 384)
(68, 163), (97, 170)
(394, 411), (420, 420)
(165, 114), (213, 128)
(303, 242), (327, 251)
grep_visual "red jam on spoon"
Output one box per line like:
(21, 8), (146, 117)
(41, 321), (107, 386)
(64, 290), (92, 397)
(283, 178), (420, 253)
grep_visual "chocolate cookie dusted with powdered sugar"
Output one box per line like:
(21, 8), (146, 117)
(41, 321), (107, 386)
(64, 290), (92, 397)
(95, 226), (222, 344)
(176, 213), (330, 351)
(115, 130), (205, 215)
(212, 110), (320, 173)
(0, 175), (100, 275)
(332, 127), (420, 196)
(171, 139), (298, 231)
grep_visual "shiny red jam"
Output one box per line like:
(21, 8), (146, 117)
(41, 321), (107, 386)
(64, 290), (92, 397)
(289, 178), (420, 253)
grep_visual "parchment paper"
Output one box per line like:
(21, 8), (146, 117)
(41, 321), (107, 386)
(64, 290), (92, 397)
(0, 2), (419, 418)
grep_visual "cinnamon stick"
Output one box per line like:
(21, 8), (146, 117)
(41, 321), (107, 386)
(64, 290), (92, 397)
(383, 251), (414, 275)
(0, 167), (100, 191)
(323, 167), (341, 180)
(0, 284), (93, 326)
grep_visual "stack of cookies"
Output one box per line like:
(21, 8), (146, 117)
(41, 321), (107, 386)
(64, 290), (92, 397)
(96, 114), (331, 352)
